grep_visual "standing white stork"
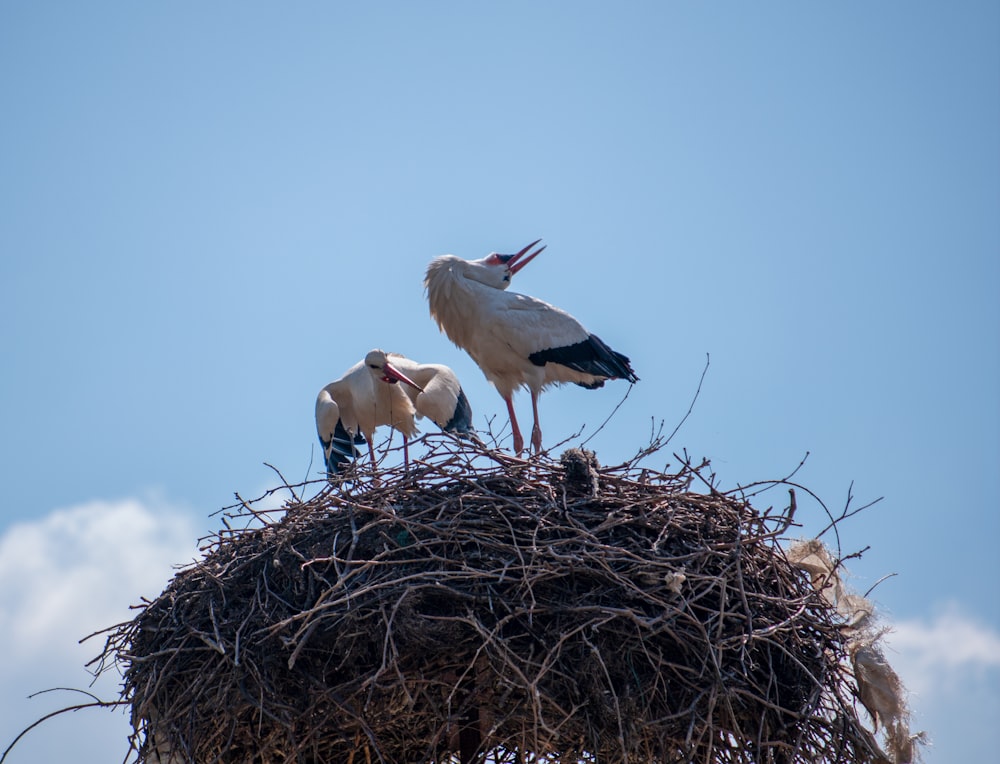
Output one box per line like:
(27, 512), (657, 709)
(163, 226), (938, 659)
(365, 350), (480, 443)
(424, 239), (638, 455)
(314, 350), (423, 474)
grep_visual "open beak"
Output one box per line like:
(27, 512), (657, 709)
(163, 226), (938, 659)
(381, 362), (424, 392)
(498, 238), (546, 276)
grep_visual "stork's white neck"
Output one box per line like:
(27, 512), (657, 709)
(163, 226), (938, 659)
(425, 256), (500, 352)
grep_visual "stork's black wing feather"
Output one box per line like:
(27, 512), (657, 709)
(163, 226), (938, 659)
(529, 333), (639, 386)
(322, 419), (366, 473)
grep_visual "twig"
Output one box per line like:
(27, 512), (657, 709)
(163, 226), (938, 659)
(664, 352), (710, 447)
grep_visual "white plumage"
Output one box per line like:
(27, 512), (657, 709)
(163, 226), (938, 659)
(372, 351), (479, 442)
(424, 239), (638, 454)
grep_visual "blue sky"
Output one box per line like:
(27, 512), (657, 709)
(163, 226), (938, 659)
(1, 3), (997, 761)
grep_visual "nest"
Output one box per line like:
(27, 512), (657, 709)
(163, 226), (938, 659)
(99, 441), (906, 763)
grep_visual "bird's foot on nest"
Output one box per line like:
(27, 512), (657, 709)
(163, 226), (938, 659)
(530, 424), (542, 455)
(512, 432), (524, 455)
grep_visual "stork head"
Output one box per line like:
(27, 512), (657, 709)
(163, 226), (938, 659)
(465, 239), (546, 290)
(364, 349), (424, 391)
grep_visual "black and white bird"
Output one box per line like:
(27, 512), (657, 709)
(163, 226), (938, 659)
(314, 349), (423, 474)
(424, 240), (638, 454)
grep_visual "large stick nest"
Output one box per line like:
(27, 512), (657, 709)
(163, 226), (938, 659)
(103, 442), (899, 763)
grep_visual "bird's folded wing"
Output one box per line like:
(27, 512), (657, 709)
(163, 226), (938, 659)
(495, 293), (591, 354)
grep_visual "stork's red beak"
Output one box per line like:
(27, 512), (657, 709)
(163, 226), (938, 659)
(498, 239), (546, 276)
(381, 362), (423, 392)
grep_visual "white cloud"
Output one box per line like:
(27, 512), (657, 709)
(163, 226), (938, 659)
(883, 604), (1000, 697)
(0, 497), (202, 763)
(0, 497), (201, 658)
(879, 602), (1000, 760)
(888, 606), (1000, 669)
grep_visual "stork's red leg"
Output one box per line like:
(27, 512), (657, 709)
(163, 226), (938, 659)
(504, 395), (524, 454)
(403, 434), (410, 471)
(529, 389), (542, 455)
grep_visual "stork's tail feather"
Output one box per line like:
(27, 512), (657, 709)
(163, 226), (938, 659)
(529, 333), (639, 383)
(322, 421), (365, 473)
(443, 387), (476, 437)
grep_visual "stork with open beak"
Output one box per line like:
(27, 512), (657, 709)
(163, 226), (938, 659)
(424, 240), (638, 455)
(315, 349), (424, 474)
(366, 351), (480, 443)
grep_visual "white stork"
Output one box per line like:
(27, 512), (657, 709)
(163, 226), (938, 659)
(424, 239), (638, 455)
(314, 350), (423, 474)
(366, 350), (480, 443)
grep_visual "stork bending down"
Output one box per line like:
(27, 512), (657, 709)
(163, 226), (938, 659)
(424, 240), (638, 454)
(314, 350), (423, 474)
